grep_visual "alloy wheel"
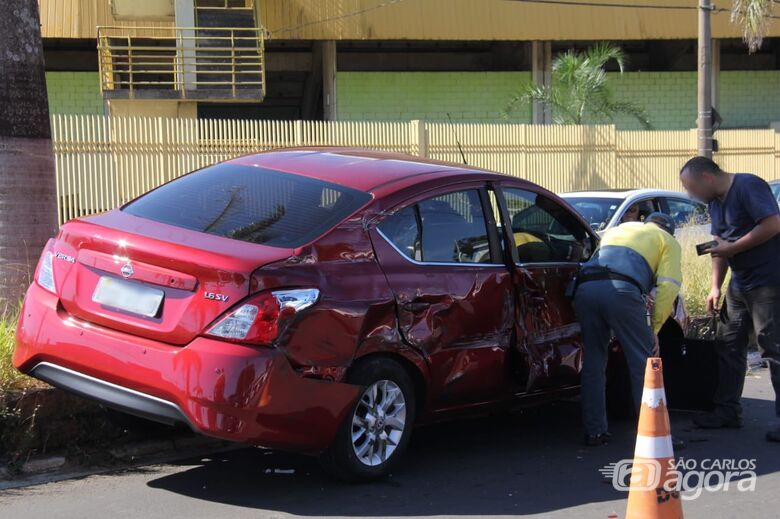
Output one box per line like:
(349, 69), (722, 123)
(351, 379), (407, 466)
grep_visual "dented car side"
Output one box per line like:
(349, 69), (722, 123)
(14, 149), (701, 481)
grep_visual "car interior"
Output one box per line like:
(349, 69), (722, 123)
(633, 200), (656, 222)
(379, 189), (594, 266)
(510, 195), (591, 264)
(664, 198), (709, 226)
(419, 197), (492, 263)
(378, 192), (492, 264)
(576, 203), (609, 228)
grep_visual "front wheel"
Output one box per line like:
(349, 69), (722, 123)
(319, 358), (416, 482)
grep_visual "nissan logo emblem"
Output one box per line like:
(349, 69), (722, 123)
(120, 263), (134, 278)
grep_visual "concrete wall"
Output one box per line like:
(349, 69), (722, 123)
(720, 71), (780, 129)
(107, 100), (197, 118)
(45, 72), (103, 115)
(337, 72), (533, 123)
(338, 70), (780, 130)
(612, 71), (780, 130)
(44, 69), (780, 128)
(44, 72), (199, 118)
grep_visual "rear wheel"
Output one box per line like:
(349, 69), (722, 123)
(320, 358), (416, 482)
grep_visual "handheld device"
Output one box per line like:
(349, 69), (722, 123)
(696, 240), (718, 256)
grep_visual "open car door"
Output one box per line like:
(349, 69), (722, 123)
(492, 183), (596, 393)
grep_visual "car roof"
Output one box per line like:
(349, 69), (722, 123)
(561, 188), (692, 200)
(227, 148), (517, 193)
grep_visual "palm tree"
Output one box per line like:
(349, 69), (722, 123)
(731, 0), (775, 53)
(504, 42), (651, 129)
(0, 0), (58, 309)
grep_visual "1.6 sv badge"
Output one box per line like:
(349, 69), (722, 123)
(204, 291), (229, 302)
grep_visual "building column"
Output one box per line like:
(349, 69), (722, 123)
(531, 41), (552, 124)
(301, 42), (324, 120)
(175, 0), (197, 92)
(323, 40), (338, 121)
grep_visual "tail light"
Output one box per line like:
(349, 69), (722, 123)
(36, 242), (56, 294)
(205, 288), (319, 345)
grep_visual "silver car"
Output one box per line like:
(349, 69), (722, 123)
(560, 188), (709, 234)
(769, 180), (780, 207)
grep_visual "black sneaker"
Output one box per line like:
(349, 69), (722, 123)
(583, 432), (612, 446)
(766, 428), (780, 442)
(692, 412), (743, 429)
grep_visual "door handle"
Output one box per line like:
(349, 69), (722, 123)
(401, 301), (431, 313)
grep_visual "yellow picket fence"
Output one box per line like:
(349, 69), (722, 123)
(51, 114), (780, 225)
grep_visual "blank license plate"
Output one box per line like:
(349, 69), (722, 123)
(92, 276), (164, 318)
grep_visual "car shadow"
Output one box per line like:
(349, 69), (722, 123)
(141, 387), (771, 517)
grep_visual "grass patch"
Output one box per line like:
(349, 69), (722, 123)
(678, 229), (713, 318)
(0, 305), (42, 392)
(677, 227), (728, 319)
(0, 307), (21, 390)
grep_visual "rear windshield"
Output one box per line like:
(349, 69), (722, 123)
(123, 164), (371, 248)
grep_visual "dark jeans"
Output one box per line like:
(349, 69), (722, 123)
(575, 279), (654, 436)
(714, 281), (780, 421)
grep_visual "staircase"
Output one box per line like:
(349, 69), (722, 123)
(194, 0), (264, 99)
(97, 0), (265, 102)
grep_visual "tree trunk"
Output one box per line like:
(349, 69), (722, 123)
(0, 0), (58, 309)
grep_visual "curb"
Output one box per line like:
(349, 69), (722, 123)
(0, 435), (234, 488)
(21, 456), (67, 475)
(108, 435), (228, 461)
(0, 455), (68, 480)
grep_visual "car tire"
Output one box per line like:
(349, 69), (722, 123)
(319, 357), (416, 482)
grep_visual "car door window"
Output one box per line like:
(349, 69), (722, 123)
(376, 205), (421, 261)
(378, 189), (495, 264)
(665, 198), (709, 226)
(502, 188), (592, 263)
(620, 198), (658, 223)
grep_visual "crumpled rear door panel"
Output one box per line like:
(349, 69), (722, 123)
(513, 264), (583, 392)
(370, 229), (516, 410)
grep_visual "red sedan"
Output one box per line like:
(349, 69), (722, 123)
(14, 149), (689, 481)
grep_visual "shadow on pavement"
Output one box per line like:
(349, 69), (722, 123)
(147, 372), (780, 516)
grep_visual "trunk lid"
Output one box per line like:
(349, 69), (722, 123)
(53, 210), (294, 345)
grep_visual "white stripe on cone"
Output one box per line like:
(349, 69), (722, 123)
(641, 387), (667, 409)
(634, 434), (674, 459)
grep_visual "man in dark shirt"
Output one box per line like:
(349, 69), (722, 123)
(680, 156), (780, 442)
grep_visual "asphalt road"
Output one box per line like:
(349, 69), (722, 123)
(2, 369), (778, 519)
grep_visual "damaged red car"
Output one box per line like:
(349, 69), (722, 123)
(14, 149), (693, 481)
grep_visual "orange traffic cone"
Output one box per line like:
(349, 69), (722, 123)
(625, 357), (683, 519)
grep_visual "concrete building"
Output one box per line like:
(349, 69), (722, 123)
(40, 0), (780, 129)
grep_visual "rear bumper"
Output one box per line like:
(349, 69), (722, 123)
(13, 282), (361, 452)
(29, 362), (190, 426)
